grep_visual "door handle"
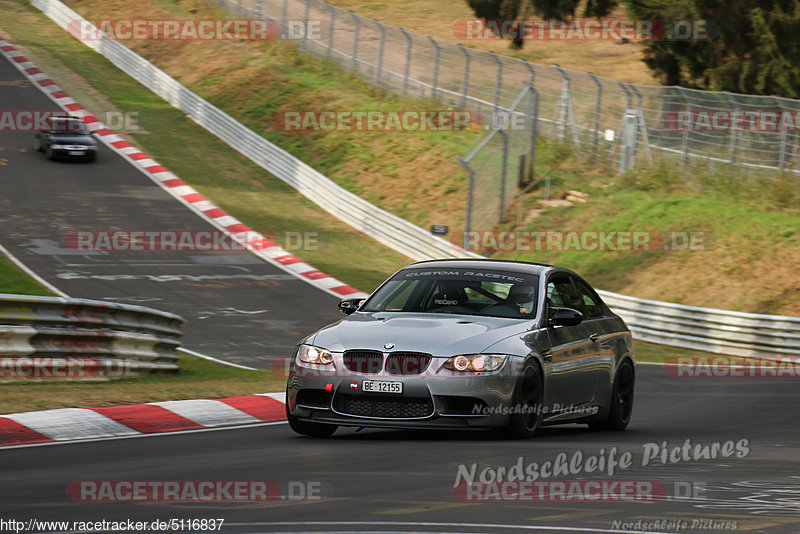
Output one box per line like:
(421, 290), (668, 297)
(589, 333), (599, 342)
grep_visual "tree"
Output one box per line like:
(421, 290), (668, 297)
(621, 0), (800, 98)
(465, 0), (619, 49)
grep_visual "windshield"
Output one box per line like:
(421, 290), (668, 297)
(362, 268), (539, 319)
(48, 118), (90, 135)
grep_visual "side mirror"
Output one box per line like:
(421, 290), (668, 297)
(338, 298), (364, 315)
(548, 307), (583, 327)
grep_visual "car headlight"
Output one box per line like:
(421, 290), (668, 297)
(442, 354), (507, 372)
(50, 144), (69, 149)
(297, 344), (334, 365)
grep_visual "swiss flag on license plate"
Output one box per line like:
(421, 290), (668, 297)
(350, 381), (358, 389)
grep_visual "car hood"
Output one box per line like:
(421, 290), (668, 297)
(309, 312), (533, 355)
(50, 134), (96, 145)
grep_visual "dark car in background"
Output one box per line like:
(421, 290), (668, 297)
(286, 259), (635, 438)
(33, 116), (97, 162)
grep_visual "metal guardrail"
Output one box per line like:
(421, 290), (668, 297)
(0, 294), (184, 380)
(598, 291), (800, 359)
(29, 0), (800, 361)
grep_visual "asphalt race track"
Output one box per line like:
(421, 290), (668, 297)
(2, 367), (799, 533)
(0, 53), (342, 368)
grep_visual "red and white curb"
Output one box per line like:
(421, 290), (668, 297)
(0, 36), (367, 300)
(0, 393), (286, 447)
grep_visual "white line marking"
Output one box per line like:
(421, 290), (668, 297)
(149, 399), (261, 426)
(176, 347), (258, 370)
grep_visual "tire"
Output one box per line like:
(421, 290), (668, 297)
(589, 359), (634, 431)
(286, 398), (337, 437)
(502, 360), (543, 439)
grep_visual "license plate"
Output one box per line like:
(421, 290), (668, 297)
(68, 151), (85, 155)
(362, 380), (402, 394)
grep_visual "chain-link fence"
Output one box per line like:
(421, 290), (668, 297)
(215, 0), (800, 235)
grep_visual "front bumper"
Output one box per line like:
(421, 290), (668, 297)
(286, 357), (524, 430)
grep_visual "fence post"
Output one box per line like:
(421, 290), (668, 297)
(349, 11), (359, 74)
(281, 0), (289, 30)
(375, 20), (386, 87)
(458, 44), (471, 108)
(489, 51), (503, 113)
(303, 0), (311, 48)
(458, 158), (476, 251)
(617, 81), (635, 173)
(429, 36), (441, 101)
(588, 73), (602, 160)
(399, 28), (412, 96)
(326, 4), (336, 57)
(723, 92), (738, 164)
(775, 97), (789, 170)
(553, 65), (579, 145)
(629, 84), (652, 162)
(678, 87), (691, 167)
(498, 129), (509, 224)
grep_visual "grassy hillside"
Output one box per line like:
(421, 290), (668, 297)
(2, 0), (798, 315)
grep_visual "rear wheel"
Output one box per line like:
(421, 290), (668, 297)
(286, 397), (337, 437)
(502, 361), (543, 439)
(589, 359), (634, 431)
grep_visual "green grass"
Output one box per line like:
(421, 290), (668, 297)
(0, 256), (56, 296)
(0, 352), (287, 414)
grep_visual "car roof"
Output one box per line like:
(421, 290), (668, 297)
(403, 258), (577, 277)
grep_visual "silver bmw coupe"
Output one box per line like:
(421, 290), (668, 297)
(286, 259), (635, 438)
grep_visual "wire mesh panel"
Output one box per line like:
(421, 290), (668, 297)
(210, 0), (800, 185)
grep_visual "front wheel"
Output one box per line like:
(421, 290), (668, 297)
(286, 399), (337, 437)
(589, 359), (634, 431)
(502, 361), (543, 439)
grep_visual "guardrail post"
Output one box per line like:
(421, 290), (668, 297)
(399, 28), (412, 96)
(458, 158), (476, 251)
(326, 4), (336, 57)
(428, 36), (441, 101)
(255, 0), (264, 19)
(281, 0), (289, 30)
(349, 11), (359, 74)
(489, 51), (503, 113)
(236, 0), (243, 16)
(458, 44), (471, 108)
(375, 19), (386, 87)
(588, 73), (602, 160)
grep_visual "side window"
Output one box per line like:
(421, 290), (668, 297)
(574, 278), (606, 319)
(547, 276), (578, 311)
